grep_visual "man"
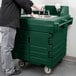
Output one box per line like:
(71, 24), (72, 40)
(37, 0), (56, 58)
(0, 0), (42, 76)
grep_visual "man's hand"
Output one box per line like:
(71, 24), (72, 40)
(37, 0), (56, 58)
(30, 12), (39, 17)
(32, 4), (43, 11)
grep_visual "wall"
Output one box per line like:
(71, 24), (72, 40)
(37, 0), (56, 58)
(60, 0), (76, 57)
(0, 0), (2, 7)
(32, 0), (61, 6)
(0, 0), (76, 57)
(0, 0), (2, 44)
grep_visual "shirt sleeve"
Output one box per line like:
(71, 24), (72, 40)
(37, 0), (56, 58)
(14, 0), (33, 14)
(29, 0), (33, 7)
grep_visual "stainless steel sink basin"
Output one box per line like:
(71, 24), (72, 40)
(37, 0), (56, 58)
(21, 14), (57, 19)
(35, 15), (57, 19)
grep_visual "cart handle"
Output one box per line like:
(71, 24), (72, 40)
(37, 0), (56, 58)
(54, 18), (72, 27)
(54, 21), (66, 28)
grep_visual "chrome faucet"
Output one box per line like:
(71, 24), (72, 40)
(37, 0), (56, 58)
(38, 11), (40, 15)
(47, 10), (50, 16)
(43, 8), (45, 15)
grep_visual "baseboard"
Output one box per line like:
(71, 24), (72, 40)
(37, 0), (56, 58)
(64, 56), (76, 62)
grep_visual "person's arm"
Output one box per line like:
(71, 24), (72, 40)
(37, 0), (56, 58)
(14, 0), (42, 17)
(14, 0), (33, 14)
